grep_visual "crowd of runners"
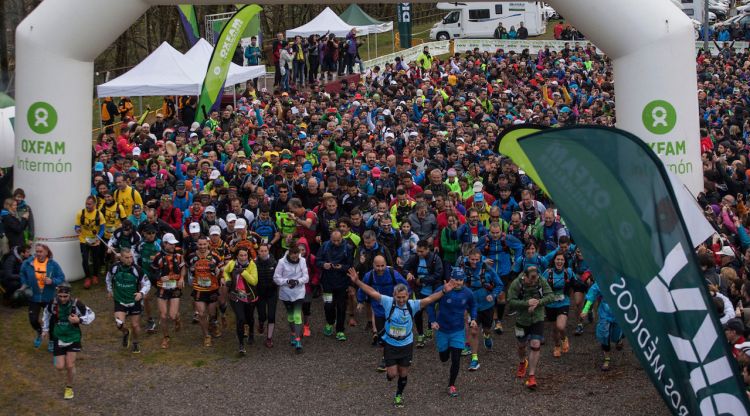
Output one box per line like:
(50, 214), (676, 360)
(5, 35), (750, 406)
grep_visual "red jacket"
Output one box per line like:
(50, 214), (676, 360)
(157, 206), (183, 232)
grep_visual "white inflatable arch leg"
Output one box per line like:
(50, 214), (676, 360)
(15, 0), (700, 280)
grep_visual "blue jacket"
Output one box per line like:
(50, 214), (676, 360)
(456, 222), (488, 245)
(585, 282), (615, 323)
(512, 254), (549, 274)
(357, 267), (410, 317)
(477, 233), (523, 277)
(543, 267), (576, 308)
(492, 197), (520, 222)
(427, 285), (476, 333)
(316, 240), (353, 291)
(403, 252), (444, 296)
(460, 258), (502, 311)
(20, 256), (65, 303)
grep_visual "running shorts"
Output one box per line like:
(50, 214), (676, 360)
(383, 342), (414, 367)
(114, 301), (142, 316)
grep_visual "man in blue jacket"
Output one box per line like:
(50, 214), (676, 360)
(478, 222), (523, 335)
(460, 248), (502, 370)
(456, 208), (488, 245)
(357, 255), (410, 371)
(428, 268), (477, 398)
(19, 243), (66, 350)
(316, 231), (353, 340)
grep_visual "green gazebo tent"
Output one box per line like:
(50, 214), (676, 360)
(339, 4), (394, 58)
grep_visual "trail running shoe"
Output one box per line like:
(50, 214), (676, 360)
(377, 358), (386, 372)
(484, 335), (493, 350)
(336, 332), (347, 341)
(601, 357), (611, 371)
(424, 328), (433, 339)
(468, 360), (480, 371)
(92, 275), (99, 285)
(122, 329), (131, 348)
(295, 339), (303, 354)
(615, 338), (625, 351)
(303, 324), (311, 337)
(574, 323), (584, 336)
(192, 312), (200, 324)
(323, 324), (334, 337)
(265, 338), (274, 348)
(448, 385), (459, 398)
(64, 386), (74, 400)
(507, 311), (518, 316)
(393, 394), (404, 408)
(461, 345), (471, 356)
(257, 322), (265, 335)
(553, 346), (561, 358)
(239, 344), (246, 355)
(34, 335), (42, 348)
(516, 359), (529, 378)
(416, 335), (425, 348)
(83, 278), (91, 289)
(132, 342), (141, 354)
(203, 335), (212, 347)
(494, 321), (504, 335)
(146, 319), (157, 334)
(562, 337), (570, 353)
(160, 336), (170, 349)
(525, 375), (537, 389)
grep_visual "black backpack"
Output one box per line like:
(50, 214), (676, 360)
(384, 299), (414, 341)
(80, 209), (102, 227)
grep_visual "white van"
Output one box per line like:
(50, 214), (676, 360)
(430, 2), (547, 41)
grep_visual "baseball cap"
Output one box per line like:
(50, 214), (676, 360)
(162, 233), (178, 245)
(190, 122), (200, 132)
(188, 222), (200, 234)
(715, 246), (736, 257)
(235, 218), (247, 229)
(473, 181), (484, 193)
(94, 162), (104, 172)
(302, 162), (313, 173)
(209, 169), (221, 180)
(474, 192), (484, 203)
(226, 213), (237, 222)
(204, 205), (216, 213)
(451, 267), (466, 280)
(371, 167), (382, 178)
(209, 225), (222, 236)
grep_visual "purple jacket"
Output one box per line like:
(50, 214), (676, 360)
(346, 32), (357, 55)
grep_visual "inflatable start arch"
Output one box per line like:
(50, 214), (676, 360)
(14, 0), (701, 279)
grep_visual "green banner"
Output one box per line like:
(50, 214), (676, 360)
(496, 125), (549, 196)
(177, 5), (200, 46)
(516, 126), (750, 415)
(397, 3), (412, 49)
(196, 4), (262, 123)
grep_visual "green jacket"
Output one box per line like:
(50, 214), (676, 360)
(440, 227), (460, 264)
(507, 275), (555, 326)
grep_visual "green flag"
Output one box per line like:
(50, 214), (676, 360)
(397, 3), (412, 49)
(516, 126), (750, 415)
(177, 5), (200, 46)
(496, 125), (549, 196)
(196, 4), (262, 124)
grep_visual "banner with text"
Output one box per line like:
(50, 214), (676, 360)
(397, 3), (412, 49)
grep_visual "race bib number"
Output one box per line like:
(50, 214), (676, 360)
(261, 236), (269, 245)
(514, 326), (525, 338)
(388, 324), (408, 339)
(323, 293), (333, 303)
(198, 278), (212, 288)
(554, 294), (565, 302)
(163, 280), (177, 289)
(471, 234), (479, 243)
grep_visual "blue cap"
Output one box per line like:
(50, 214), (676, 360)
(302, 161), (313, 173)
(94, 162), (104, 171)
(474, 192), (484, 202)
(451, 267), (466, 280)
(183, 157), (196, 163)
(299, 131), (307, 139)
(560, 106), (571, 113)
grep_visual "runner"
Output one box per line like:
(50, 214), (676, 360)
(460, 248), (502, 370)
(316, 230), (352, 340)
(581, 279), (624, 371)
(478, 222), (523, 335)
(223, 246), (258, 354)
(427, 267), (477, 397)
(41, 283), (96, 400)
(151, 233), (186, 349)
(255, 243), (278, 348)
(105, 248), (150, 353)
(402, 240), (443, 348)
(542, 252), (576, 358)
(75, 195), (105, 291)
(135, 223), (160, 334)
(19, 243), (65, 351)
(273, 244), (309, 353)
(507, 265), (555, 389)
(348, 267), (457, 408)
(187, 236), (222, 347)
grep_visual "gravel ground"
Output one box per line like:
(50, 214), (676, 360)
(3, 284), (668, 415)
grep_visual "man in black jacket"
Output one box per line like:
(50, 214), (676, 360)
(517, 22), (529, 40)
(1, 244), (31, 305)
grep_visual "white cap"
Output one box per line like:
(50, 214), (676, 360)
(235, 218), (247, 229)
(190, 122), (200, 132)
(132, 147), (141, 156)
(384, 132), (395, 139)
(189, 132), (198, 138)
(188, 222), (200, 234)
(513, 119), (525, 125)
(383, 109), (391, 116)
(209, 225), (222, 236)
(715, 246), (736, 257)
(473, 181), (484, 193)
(209, 169), (221, 180)
(204, 205), (216, 213)
(226, 213), (237, 222)
(162, 233), (178, 245)
(408, 131), (418, 137)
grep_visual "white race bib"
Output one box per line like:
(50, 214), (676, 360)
(198, 278), (212, 288)
(163, 280), (177, 289)
(514, 326), (525, 338)
(323, 293), (333, 303)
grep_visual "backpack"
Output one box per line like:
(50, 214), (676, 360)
(465, 262), (494, 292)
(384, 299), (414, 341)
(483, 235), (510, 255)
(80, 209), (102, 227)
(545, 267), (571, 288)
(366, 267), (397, 288)
(516, 279), (544, 301)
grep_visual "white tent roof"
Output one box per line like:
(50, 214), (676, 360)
(97, 40), (266, 98)
(357, 22), (393, 34)
(184, 39), (265, 86)
(286, 7), (360, 38)
(97, 42), (198, 97)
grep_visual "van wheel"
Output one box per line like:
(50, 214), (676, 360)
(436, 32), (450, 41)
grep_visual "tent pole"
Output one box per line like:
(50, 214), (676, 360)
(367, 33), (371, 60)
(233, 84), (237, 109)
(376, 32), (378, 58)
(392, 29), (395, 53)
(139, 96), (143, 115)
(97, 98), (102, 131)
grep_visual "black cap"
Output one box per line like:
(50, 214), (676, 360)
(724, 318), (745, 334)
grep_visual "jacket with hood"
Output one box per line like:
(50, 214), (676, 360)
(1, 209), (29, 249)
(273, 250), (309, 302)
(2, 246), (26, 291)
(316, 239), (353, 291)
(20, 255), (65, 303)
(297, 237), (320, 293)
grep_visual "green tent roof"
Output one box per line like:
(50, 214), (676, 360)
(0, 93), (14, 109)
(339, 4), (386, 26)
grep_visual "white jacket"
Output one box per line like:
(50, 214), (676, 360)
(273, 255), (309, 302)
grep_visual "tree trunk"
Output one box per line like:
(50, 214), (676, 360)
(0, 3), (10, 92)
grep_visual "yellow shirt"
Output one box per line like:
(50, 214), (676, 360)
(33, 258), (48, 290)
(101, 203), (126, 239)
(114, 185), (143, 216)
(76, 208), (104, 244)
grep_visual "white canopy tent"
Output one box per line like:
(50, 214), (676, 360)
(184, 38), (265, 86)
(285, 7), (361, 38)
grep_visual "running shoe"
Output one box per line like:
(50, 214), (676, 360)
(192, 312), (200, 324)
(64, 386), (74, 400)
(516, 359), (529, 378)
(294, 339), (303, 354)
(161, 336), (170, 349)
(83, 278), (91, 289)
(461, 345), (471, 356)
(553, 346), (561, 358)
(615, 338), (625, 351)
(561, 337), (570, 353)
(348, 317), (358, 327)
(448, 385), (459, 398)
(204, 335), (212, 347)
(323, 324), (334, 337)
(336, 332), (347, 341)
(34, 334), (42, 349)
(494, 321), (504, 335)
(132, 342), (141, 354)
(48, 341), (54, 352)
(371, 333), (379, 346)
(484, 335), (493, 350)
(424, 328), (433, 339)
(601, 357), (611, 371)
(574, 323), (584, 336)
(376, 359), (386, 372)
(174, 318), (182, 332)
(212, 321), (222, 338)
(146, 319), (157, 334)
(265, 338), (274, 348)
(525, 375), (537, 389)
(468, 360), (480, 371)
(416, 335), (425, 348)
(92, 275), (99, 285)
(393, 394), (404, 408)
(257, 322), (265, 335)
(239, 344), (246, 355)
(303, 324), (311, 337)
(122, 329), (131, 348)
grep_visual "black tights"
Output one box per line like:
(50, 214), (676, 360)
(230, 301), (255, 344)
(439, 347), (462, 386)
(323, 287), (347, 333)
(29, 302), (48, 334)
(256, 286), (278, 324)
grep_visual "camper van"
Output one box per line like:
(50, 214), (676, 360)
(430, 2), (547, 40)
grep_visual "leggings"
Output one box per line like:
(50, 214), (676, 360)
(29, 301), (49, 334)
(439, 347), (463, 386)
(323, 287), (348, 333)
(256, 285), (278, 324)
(308, 55), (320, 82)
(230, 301), (256, 343)
(80, 243), (104, 279)
(284, 300), (303, 339)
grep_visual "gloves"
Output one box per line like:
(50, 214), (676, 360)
(287, 279), (298, 288)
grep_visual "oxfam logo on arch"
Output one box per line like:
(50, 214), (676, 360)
(27, 101), (58, 135)
(642, 100), (676, 135)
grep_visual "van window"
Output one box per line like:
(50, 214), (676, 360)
(681, 0), (693, 3)
(495, 5), (503, 14)
(468, 9), (490, 21)
(683, 8), (694, 15)
(443, 11), (460, 24)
